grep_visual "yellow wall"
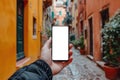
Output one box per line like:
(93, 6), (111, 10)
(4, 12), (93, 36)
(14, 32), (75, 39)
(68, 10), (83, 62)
(25, 0), (41, 61)
(0, 0), (43, 80)
(38, 0), (43, 49)
(0, 0), (16, 80)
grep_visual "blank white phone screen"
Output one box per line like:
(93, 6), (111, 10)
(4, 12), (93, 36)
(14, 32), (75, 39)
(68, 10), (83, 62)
(52, 26), (69, 61)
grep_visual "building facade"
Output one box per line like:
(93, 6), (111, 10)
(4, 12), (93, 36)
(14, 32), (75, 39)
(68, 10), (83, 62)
(71, 0), (79, 38)
(53, 0), (67, 25)
(42, 0), (53, 45)
(0, 0), (43, 79)
(77, 0), (120, 61)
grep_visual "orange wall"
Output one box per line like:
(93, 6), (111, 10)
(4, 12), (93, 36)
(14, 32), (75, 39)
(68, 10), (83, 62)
(0, 0), (43, 79)
(86, 0), (120, 17)
(0, 0), (16, 80)
(85, 0), (120, 61)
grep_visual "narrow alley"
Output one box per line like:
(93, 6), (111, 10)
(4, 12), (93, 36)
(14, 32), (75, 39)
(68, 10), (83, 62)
(53, 47), (108, 80)
(0, 0), (120, 80)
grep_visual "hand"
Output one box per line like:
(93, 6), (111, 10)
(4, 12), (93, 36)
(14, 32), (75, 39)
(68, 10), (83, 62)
(40, 37), (73, 75)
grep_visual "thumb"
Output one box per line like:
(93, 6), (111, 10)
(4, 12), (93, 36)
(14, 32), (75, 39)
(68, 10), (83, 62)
(44, 37), (52, 48)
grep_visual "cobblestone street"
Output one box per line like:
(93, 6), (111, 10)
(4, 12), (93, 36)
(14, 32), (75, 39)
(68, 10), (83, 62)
(53, 48), (108, 80)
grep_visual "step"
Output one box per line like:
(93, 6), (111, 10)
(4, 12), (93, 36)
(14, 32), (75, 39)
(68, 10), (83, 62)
(87, 55), (105, 70)
(96, 61), (105, 70)
(87, 55), (94, 60)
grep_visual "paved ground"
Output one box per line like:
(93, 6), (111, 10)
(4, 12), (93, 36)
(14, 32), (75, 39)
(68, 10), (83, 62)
(53, 48), (108, 80)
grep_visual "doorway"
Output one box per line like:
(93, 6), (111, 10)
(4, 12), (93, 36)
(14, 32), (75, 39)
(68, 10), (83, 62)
(100, 8), (109, 57)
(88, 18), (93, 56)
(80, 20), (83, 35)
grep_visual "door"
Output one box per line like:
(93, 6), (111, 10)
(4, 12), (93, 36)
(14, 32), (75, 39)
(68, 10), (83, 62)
(88, 18), (93, 56)
(80, 20), (83, 35)
(100, 8), (109, 57)
(17, 0), (25, 60)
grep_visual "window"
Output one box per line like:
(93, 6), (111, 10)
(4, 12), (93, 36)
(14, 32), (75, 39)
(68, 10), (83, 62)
(84, 0), (86, 5)
(33, 17), (37, 36)
(52, 11), (54, 19)
(59, 11), (62, 16)
(56, 20), (59, 25)
(100, 8), (109, 28)
(75, 3), (77, 10)
(85, 29), (87, 39)
(79, 0), (82, 4)
(62, 20), (64, 25)
(17, 0), (25, 60)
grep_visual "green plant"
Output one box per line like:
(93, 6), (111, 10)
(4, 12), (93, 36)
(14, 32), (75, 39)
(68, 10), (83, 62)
(78, 35), (85, 49)
(71, 40), (79, 49)
(102, 10), (120, 67)
(63, 12), (73, 25)
(71, 35), (85, 49)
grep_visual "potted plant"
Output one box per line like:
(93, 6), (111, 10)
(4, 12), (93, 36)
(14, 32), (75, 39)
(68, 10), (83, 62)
(102, 10), (120, 80)
(71, 40), (79, 49)
(78, 35), (85, 55)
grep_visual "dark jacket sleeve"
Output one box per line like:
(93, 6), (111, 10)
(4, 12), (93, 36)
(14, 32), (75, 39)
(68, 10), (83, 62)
(9, 59), (53, 80)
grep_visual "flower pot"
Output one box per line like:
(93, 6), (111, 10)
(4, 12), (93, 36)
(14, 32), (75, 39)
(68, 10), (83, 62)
(74, 45), (78, 49)
(119, 68), (120, 78)
(103, 65), (119, 80)
(80, 49), (85, 55)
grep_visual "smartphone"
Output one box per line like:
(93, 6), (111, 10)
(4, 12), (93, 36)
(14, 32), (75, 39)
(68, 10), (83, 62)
(52, 26), (69, 61)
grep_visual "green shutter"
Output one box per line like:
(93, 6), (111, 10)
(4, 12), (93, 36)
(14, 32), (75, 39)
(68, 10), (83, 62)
(56, 21), (59, 25)
(59, 11), (62, 15)
(52, 11), (54, 19)
(17, 0), (25, 60)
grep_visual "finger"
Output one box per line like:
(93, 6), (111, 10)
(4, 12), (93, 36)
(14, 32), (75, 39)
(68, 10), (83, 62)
(63, 57), (73, 67)
(69, 44), (73, 49)
(61, 51), (72, 64)
(69, 50), (73, 58)
(44, 37), (52, 48)
(49, 48), (52, 60)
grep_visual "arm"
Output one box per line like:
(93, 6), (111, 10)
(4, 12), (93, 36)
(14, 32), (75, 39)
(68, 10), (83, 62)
(9, 59), (52, 80)
(9, 37), (73, 80)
